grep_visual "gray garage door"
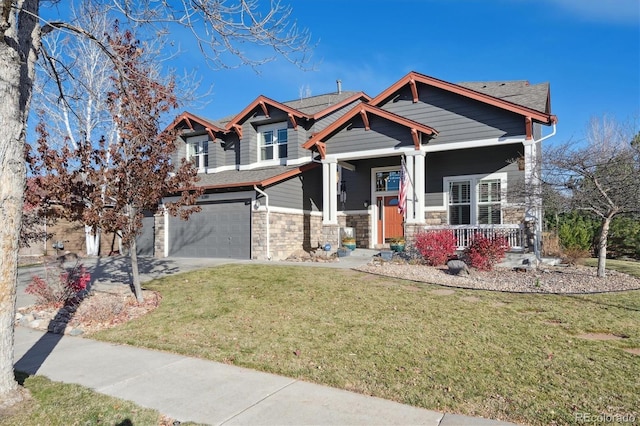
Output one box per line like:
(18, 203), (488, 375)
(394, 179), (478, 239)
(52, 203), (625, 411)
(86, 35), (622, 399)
(168, 200), (251, 258)
(136, 211), (155, 256)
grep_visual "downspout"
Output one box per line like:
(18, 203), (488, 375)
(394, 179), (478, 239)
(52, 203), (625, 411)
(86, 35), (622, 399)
(530, 122), (557, 263)
(254, 185), (271, 260)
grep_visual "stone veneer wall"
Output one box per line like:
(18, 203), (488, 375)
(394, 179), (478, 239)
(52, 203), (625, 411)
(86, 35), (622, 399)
(154, 212), (165, 258)
(503, 206), (525, 225)
(252, 210), (324, 260)
(344, 213), (370, 248)
(425, 211), (447, 226)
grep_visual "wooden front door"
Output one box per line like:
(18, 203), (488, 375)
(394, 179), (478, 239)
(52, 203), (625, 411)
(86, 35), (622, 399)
(377, 196), (404, 244)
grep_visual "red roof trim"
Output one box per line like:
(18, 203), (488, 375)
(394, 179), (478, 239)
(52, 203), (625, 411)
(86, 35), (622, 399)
(310, 92), (372, 120)
(302, 103), (438, 150)
(225, 95), (310, 131)
(166, 111), (226, 134)
(370, 71), (556, 124)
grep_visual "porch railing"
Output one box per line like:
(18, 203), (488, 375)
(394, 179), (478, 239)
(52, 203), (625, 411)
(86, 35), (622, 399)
(422, 224), (524, 250)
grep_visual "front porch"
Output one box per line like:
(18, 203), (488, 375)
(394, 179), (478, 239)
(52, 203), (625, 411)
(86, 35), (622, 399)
(421, 224), (527, 251)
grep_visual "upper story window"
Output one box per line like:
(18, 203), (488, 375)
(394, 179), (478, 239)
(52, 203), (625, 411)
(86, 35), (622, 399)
(446, 174), (506, 225)
(188, 140), (209, 171)
(258, 123), (288, 162)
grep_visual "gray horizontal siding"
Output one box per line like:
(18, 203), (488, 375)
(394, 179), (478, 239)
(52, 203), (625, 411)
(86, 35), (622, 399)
(327, 114), (414, 155)
(265, 166), (322, 211)
(312, 99), (362, 133)
(382, 85), (525, 145)
(172, 136), (187, 166)
(425, 144), (523, 193)
(293, 126), (310, 160)
(425, 193), (445, 208)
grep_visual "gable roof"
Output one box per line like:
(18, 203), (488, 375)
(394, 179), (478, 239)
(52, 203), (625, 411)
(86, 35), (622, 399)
(370, 71), (557, 124)
(224, 95), (311, 131)
(165, 111), (228, 139)
(302, 103), (438, 154)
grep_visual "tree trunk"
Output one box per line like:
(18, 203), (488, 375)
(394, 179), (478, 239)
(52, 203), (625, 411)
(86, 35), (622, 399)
(597, 215), (613, 278)
(0, 0), (40, 402)
(128, 204), (143, 303)
(129, 237), (144, 303)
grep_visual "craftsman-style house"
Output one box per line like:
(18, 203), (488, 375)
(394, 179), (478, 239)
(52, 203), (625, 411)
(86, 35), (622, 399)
(138, 71), (557, 260)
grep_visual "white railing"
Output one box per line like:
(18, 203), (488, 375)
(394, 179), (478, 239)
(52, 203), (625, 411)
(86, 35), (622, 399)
(422, 224), (524, 250)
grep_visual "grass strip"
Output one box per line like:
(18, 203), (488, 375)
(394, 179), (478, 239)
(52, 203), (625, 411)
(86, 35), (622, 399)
(0, 371), (165, 425)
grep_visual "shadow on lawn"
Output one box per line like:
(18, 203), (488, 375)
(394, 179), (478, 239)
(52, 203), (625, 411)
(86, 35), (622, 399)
(567, 293), (640, 313)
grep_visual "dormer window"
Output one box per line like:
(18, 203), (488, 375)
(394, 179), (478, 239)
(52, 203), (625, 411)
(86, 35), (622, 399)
(188, 139), (209, 171)
(258, 123), (288, 162)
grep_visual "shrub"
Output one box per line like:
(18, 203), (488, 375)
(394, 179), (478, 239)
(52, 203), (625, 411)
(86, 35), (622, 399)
(26, 263), (91, 308)
(607, 216), (640, 260)
(561, 247), (590, 266)
(557, 212), (597, 252)
(463, 233), (510, 271)
(413, 230), (457, 266)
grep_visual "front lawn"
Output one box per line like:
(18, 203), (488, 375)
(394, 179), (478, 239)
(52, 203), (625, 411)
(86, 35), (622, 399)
(92, 264), (640, 425)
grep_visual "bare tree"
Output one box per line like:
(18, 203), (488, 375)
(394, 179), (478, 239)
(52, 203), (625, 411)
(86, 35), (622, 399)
(1, 0), (312, 406)
(542, 116), (640, 277)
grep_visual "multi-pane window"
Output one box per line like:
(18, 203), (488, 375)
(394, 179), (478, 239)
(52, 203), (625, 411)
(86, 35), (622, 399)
(446, 176), (505, 225)
(189, 140), (208, 170)
(449, 180), (471, 225)
(259, 125), (288, 161)
(478, 179), (502, 224)
(375, 170), (401, 192)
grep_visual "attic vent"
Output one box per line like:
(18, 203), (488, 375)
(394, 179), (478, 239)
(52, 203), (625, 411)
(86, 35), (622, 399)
(337, 79), (342, 94)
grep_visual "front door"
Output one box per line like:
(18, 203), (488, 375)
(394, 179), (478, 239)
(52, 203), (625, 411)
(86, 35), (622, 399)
(377, 196), (404, 244)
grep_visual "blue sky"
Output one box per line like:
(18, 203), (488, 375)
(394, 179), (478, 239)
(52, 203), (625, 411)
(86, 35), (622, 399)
(178, 0), (639, 146)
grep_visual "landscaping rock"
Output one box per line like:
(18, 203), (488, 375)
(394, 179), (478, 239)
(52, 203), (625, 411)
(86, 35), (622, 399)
(447, 259), (470, 275)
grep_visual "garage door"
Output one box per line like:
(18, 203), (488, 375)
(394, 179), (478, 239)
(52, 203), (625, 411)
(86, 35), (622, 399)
(136, 211), (155, 256)
(168, 200), (251, 258)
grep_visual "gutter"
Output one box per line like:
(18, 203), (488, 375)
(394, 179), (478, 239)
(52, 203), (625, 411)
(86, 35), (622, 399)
(254, 185), (271, 260)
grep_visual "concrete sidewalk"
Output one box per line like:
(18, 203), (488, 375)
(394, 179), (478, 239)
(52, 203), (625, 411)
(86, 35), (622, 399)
(13, 327), (517, 425)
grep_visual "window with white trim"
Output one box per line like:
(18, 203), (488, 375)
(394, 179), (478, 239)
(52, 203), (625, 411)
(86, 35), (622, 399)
(445, 174), (506, 225)
(258, 123), (288, 162)
(188, 140), (208, 171)
(448, 180), (471, 224)
(478, 179), (502, 224)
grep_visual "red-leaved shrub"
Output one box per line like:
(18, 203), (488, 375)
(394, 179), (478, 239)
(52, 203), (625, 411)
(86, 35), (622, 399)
(26, 263), (91, 307)
(463, 233), (510, 271)
(413, 230), (458, 266)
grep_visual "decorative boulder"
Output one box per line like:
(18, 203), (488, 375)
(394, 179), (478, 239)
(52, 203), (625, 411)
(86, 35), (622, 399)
(447, 259), (470, 275)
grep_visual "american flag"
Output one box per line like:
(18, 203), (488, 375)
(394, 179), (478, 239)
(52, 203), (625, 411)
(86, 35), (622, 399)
(398, 158), (408, 216)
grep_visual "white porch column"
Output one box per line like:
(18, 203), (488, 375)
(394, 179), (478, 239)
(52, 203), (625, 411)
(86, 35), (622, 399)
(413, 151), (426, 224)
(322, 160), (338, 224)
(404, 154), (415, 222)
(523, 141), (537, 219)
(405, 151), (425, 224)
